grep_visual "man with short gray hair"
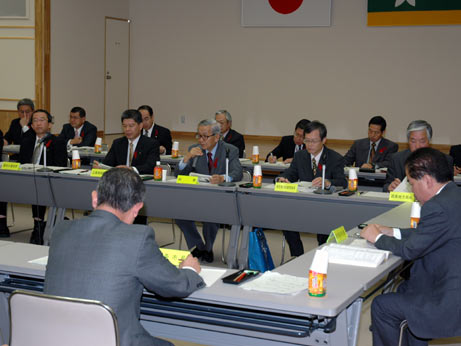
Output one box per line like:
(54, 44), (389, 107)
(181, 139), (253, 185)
(215, 110), (245, 158)
(383, 120), (452, 191)
(45, 168), (204, 346)
(175, 119), (243, 262)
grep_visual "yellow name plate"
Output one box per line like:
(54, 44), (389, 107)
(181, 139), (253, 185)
(326, 226), (348, 244)
(389, 191), (415, 202)
(160, 248), (190, 267)
(1, 162), (21, 171)
(274, 182), (298, 193)
(176, 175), (198, 185)
(90, 168), (108, 177)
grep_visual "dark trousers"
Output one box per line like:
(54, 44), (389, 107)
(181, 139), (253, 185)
(32, 205), (46, 220)
(372, 292), (429, 346)
(0, 202), (6, 216)
(282, 231), (304, 257)
(175, 220), (219, 252)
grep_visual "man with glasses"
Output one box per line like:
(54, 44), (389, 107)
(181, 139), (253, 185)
(58, 106), (97, 149)
(266, 119), (310, 163)
(3, 98), (34, 148)
(175, 119), (243, 263)
(215, 110), (245, 158)
(344, 116), (398, 169)
(277, 121), (347, 251)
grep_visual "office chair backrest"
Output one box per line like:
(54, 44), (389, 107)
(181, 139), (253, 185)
(8, 290), (119, 346)
(242, 170), (252, 182)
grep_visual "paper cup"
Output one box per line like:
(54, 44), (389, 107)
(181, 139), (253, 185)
(172, 141), (179, 150)
(72, 150), (80, 160)
(410, 202), (421, 218)
(348, 168), (358, 180)
(95, 137), (102, 146)
(310, 249), (329, 274)
(162, 169), (167, 182)
(253, 165), (262, 177)
(252, 146), (259, 155)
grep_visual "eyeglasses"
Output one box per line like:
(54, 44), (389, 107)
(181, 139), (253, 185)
(303, 139), (321, 144)
(195, 134), (215, 141)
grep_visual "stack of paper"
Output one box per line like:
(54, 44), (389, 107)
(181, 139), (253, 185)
(325, 243), (390, 268)
(240, 271), (308, 295)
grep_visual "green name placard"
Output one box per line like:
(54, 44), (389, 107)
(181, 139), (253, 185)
(176, 175), (198, 185)
(326, 226), (348, 244)
(1, 162), (21, 171)
(90, 168), (108, 177)
(274, 182), (298, 193)
(389, 191), (415, 202)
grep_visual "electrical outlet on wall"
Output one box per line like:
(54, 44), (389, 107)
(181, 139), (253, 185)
(180, 115), (186, 124)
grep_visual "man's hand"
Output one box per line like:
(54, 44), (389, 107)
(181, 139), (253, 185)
(388, 178), (401, 192)
(70, 137), (82, 145)
(92, 161), (100, 169)
(268, 155), (277, 163)
(283, 158), (293, 164)
(360, 224), (382, 243)
(454, 166), (461, 176)
(159, 145), (166, 155)
(210, 174), (225, 184)
(361, 163), (373, 169)
(276, 177), (290, 183)
(183, 147), (203, 163)
(312, 177), (331, 188)
(180, 254), (201, 273)
(19, 113), (31, 127)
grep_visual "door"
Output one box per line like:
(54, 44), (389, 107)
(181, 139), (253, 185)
(104, 17), (130, 134)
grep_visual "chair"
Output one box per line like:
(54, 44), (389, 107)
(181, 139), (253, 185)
(8, 290), (119, 346)
(398, 320), (408, 346)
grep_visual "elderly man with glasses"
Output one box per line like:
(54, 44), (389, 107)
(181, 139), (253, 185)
(174, 119), (243, 263)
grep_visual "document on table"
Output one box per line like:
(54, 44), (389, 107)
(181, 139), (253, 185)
(190, 172), (211, 182)
(394, 177), (412, 193)
(28, 256), (48, 266)
(240, 271), (308, 295)
(325, 243), (390, 268)
(200, 268), (227, 287)
(360, 191), (389, 199)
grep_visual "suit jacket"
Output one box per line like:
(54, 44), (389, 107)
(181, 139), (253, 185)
(266, 135), (305, 161)
(449, 144), (461, 167)
(146, 124), (172, 155)
(103, 135), (159, 175)
(223, 129), (245, 158)
(19, 132), (68, 167)
(383, 149), (453, 191)
(44, 209), (205, 346)
(375, 181), (461, 339)
(176, 140), (243, 182)
(343, 137), (398, 168)
(279, 146), (347, 188)
(0, 130), (3, 153)
(4, 117), (33, 145)
(59, 121), (98, 147)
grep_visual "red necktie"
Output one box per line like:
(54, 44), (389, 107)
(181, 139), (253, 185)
(207, 152), (213, 174)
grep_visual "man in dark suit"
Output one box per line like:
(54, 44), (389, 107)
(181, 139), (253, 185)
(278, 121), (347, 252)
(449, 144), (461, 175)
(0, 129), (8, 237)
(266, 118), (310, 163)
(3, 98), (34, 149)
(175, 119), (243, 263)
(361, 148), (461, 346)
(19, 109), (68, 244)
(58, 106), (97, 148)
(44, 168), (205, 346)
(344, 115), (398, 169)
(138, 105), (172, 155)
(95, 109), (159, 175)
(215, 110), (245, 158)
(384, 120), (453, 192)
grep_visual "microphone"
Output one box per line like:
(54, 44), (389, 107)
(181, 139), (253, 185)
(38, 132), (52, 144)
(192, 156), (198, 169)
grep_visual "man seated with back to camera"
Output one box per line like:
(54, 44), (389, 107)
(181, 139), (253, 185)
(44, 167), (205, 346)
(175, 119), (243, 263)
(277, 121), (347, 253)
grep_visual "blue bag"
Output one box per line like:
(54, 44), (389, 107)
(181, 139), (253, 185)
(248, 228), (275, 272)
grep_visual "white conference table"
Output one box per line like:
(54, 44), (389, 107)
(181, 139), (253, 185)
(0, 203), (410, 345)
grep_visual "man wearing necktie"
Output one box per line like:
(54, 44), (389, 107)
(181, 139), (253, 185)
(58, 106), (97, 149)
(94, 109), (159, 175)
(138, 105), (172, 155)
(277, 121), (348, 253)
(18, 110), (68, 244)
(266, 118), (310, 164)
(175, 119), (243, 263)
(344, 116), (398, 169)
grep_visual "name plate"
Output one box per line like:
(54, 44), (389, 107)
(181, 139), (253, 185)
(327, 226), (348, 244)
(1, 162), (21, 171)
(389, 191), (415, 202)
(160, 248), (190, 267)
(274, 182), (298, 193)
(90, 168), (108, 177)
(176, 175), (198, 185)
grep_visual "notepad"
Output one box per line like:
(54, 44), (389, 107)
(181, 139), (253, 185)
(240, 271), (308, 295)
(325, 243), (390, 268)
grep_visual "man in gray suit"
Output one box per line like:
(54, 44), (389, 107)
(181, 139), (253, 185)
(44, 168), (204, 346)
(344, 115), (398, 169)
(361, 148), (461, 346)
(175, 119), (243, 263)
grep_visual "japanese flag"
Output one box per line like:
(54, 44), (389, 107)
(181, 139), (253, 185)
(242, 0), (331, 27)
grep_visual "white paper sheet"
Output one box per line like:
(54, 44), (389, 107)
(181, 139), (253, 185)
(240, 271), (308, 295)
(199, 267), (227, 287)
(28, 256), (48, 266)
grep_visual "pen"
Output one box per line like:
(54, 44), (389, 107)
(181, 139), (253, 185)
(234, 271), (246, 282)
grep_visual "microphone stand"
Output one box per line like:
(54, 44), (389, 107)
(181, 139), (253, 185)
(37, 133), (53, 172)
(313, 163), (333, 195)
(219, 148), (235, 187)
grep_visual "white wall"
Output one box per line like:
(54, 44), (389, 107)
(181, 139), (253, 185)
(50, 0), (129, 132)
(128, 0), (461, 144)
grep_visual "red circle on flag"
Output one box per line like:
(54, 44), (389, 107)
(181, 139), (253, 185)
(268, 0), (303, 15)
